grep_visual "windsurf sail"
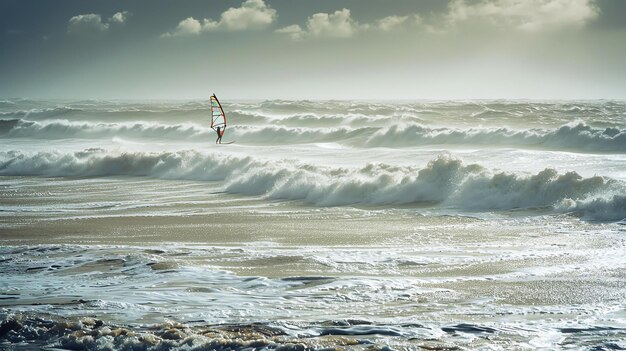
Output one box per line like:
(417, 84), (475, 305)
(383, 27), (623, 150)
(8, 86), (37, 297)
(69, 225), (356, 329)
(210, 94), (226, 134)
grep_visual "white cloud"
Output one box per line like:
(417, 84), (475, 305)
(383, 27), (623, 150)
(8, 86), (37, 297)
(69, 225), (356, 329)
(161, 17), (202, 37)
(276, 8), (368, 40)
(275, 24), (304, 41)
(444, 0), (599, 31)
(308, 9), (364, 38)
(110, 11), (131, 25)
(163, 0), (276, 37)
(276, 0), (599, 41)
(67, 11), (131, 35)
(67, 14), (109, 34)
(204, 0), (276, 31)
(376, 15), (409, 32)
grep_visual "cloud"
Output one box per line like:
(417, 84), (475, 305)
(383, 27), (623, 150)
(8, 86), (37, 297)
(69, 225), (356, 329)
(110, 11), (131, 25)
(204, 0), (277, 31)
(67, 11), (131, 35)
(444, 0), (599, 32)
(275, 24), (304, 41)
(67, 14), (109, 34)
(162, 17), (202, 37)
(162, 0), (276, 37)
(376, 15), (409, 32)
(276, 0), (599, 41)
(276, 8), (367, 40)
(309, 9), (366, 38)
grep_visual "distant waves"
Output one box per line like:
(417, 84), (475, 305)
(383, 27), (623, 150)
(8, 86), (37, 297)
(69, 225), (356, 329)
(1, 118), (625, 152)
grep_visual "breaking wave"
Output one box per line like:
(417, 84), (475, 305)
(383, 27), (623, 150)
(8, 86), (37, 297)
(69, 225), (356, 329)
(366, 122), (626, 152)
(1, 118), (625, 152)
(1, 149), (623, 221)
(0, 119), (212, 140)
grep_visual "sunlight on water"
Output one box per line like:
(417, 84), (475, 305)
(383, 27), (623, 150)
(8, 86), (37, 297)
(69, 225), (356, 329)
(1, 99), (625, 350)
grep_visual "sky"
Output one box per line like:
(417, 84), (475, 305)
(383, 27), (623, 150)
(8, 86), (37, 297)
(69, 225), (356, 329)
(1, 0), (626, 100)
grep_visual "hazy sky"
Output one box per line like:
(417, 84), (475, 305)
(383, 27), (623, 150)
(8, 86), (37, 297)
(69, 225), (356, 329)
(1, 0), (626, 100)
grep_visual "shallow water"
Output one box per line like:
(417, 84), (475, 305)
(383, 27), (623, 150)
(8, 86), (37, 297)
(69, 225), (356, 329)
(1, 99), (625, 350)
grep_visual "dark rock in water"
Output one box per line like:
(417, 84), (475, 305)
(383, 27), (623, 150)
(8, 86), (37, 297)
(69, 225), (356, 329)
(143, 249), (166, 254)
(400, 322), (427, 329)
(282, 276), (332, 282)
(441, 323), (497, 334)
(0, 320), (22, 336)
(25, 266), (46, 272)
(559, 326), (622, 334)
(319, 326), (404, 337)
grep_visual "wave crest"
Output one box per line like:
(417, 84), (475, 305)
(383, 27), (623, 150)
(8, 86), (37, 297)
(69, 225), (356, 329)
(367, 122), (626, 152)
(2, 118), (625, 153)
(0, 119), (212, 140)
(1, 149), (623, 221)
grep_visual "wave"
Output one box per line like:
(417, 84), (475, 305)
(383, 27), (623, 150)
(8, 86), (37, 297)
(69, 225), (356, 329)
(559, 195), (626, 221)
(231, 125), (375, 144)
(2, 99), (625, 119)
(0, 118), (212, 140)
(0, 107), (83, 120)
(2, 118), (624, 153)
(0, 106), (213, 122)
(366, 122), (626, 152)
(1, 149), (623, 221)
(0, 118), (374, 144)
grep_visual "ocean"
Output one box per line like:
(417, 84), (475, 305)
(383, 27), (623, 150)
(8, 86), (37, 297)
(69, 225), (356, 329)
(0, 98), (625, 350)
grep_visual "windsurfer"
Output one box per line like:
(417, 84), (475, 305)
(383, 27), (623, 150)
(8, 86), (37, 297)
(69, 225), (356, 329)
(216, 126), (223, 144)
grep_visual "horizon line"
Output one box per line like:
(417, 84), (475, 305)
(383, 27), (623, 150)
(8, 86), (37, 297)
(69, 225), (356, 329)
(3, 97), (626, 102)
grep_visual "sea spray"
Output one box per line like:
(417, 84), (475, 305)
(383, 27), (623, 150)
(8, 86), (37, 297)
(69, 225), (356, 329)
(2, 117), (625, 152)
(1, 149), (623, 220)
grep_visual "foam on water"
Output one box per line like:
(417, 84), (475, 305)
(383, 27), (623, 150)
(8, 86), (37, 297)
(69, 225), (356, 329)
(1, 227), (625, 350)
(2, 117), (626, 152)
(1, 149), (624, 221)
(1, 99), (626, 349)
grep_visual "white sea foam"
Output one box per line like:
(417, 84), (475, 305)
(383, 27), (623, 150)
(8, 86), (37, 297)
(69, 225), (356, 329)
(2, 118), (625, 152)
(0, 119), (211, 140)
(559, 195), (626, 221)
(1, 99), (625, 351)
(366, 122), (626, 152)
(1, 149), (623, 220)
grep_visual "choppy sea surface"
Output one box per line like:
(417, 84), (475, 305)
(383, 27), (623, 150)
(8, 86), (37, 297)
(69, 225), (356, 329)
(1, 99), (625, 350)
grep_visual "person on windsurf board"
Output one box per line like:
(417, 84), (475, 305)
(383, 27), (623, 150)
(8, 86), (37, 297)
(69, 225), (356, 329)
(215, 126), (223, 144)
